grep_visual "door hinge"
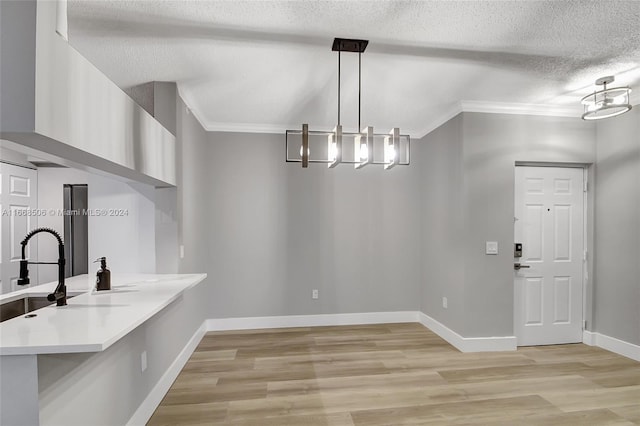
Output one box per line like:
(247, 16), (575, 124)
(583, 177), (588, 192)
(583, 250), (588, 262)
(583, 320), (587, 330)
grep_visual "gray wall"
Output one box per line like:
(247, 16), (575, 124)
(176, 98), (210, 277)
(152, 82), (177, 136)
(155, 186), (179, 274)
(462, 112), (596, 337)
(176, 109), (599, 335)
(153, 84), (179, 274)
(594, 108), (640, 345)
(123, 101), (640, 347)
(418, 112), (596, 337)
(417, 115), (466, 335)
(204, 132), (422, 318)
(125, 81), (177, 136)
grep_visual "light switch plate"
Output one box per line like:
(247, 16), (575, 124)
(486, 241), (498, 255)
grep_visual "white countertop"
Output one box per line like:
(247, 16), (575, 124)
(0, 273), (207, 355)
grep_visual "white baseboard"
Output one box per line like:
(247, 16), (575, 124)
(127, 320), (208, 426)
(207, 311), (516, 353)
(417, 312), (517, 352)
(583, 330), (640, 362)
(207, 311), (420, 331)
(582, 330), (597, 346)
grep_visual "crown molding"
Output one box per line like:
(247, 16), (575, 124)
(460, 100), (580, 118)
(413, 100), (584, 139)
(178, 86), (305, 135)
(178, 85), (631, 140)
(176, 87), (210, 132)
(413, 102), (464, 140)
(205, 121), (295, 134)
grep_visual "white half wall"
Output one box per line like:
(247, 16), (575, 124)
(38, 277), (209, 426)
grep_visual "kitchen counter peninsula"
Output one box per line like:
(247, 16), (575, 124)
(0, 273), (207, 426)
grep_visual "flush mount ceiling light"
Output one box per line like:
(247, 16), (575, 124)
(286, 38), (410, 169)
(581, 76), (632, 120)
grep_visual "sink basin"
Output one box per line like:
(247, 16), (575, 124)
(0, 295), (76, 323)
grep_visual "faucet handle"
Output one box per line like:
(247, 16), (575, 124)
(17, 260), (30, 285)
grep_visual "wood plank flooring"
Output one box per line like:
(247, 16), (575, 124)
(148, 323), (640, 425)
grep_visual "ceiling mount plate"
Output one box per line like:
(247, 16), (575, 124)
(595, 76), (615, 86)
(332, 38), (368, 53)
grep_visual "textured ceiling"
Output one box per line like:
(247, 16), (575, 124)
(67, 1), (640, 137)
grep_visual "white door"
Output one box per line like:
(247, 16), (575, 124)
(514, 166), (584, 346)
(0, 162), (38, 294)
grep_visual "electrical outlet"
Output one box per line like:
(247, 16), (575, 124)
(312, 289), (319, 299)
(179, 245), (185, 259)
(141, 351), (147, 372)
(442, 297), (448, 309)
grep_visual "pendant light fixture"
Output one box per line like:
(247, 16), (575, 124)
(581, 76), (632, 120)
(286, 38), (410, 169)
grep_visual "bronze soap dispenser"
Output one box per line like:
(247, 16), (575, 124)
(95, 257), (111, 291)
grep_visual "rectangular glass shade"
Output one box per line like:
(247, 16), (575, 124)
(384, 128), (400, 170)
(354, 126), (374, 169)
(286, 129), (333, 163)
(286, 127), (410, 167)
(328, 125), (342, 168)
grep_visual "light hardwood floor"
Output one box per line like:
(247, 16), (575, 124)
(148, 323), (640, 425)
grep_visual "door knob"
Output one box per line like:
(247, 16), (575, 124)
(514, 263), (530, 270)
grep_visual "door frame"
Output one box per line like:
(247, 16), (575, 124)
(513, 162), (594, 345)
(0, 160), (39, 294)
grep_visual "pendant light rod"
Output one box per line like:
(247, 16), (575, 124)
(337, 51), (341, 126)
(358, 51), (361, 130)
(332, 38), (368, 130)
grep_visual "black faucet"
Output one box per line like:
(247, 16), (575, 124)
(18, 228), (67, 306)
